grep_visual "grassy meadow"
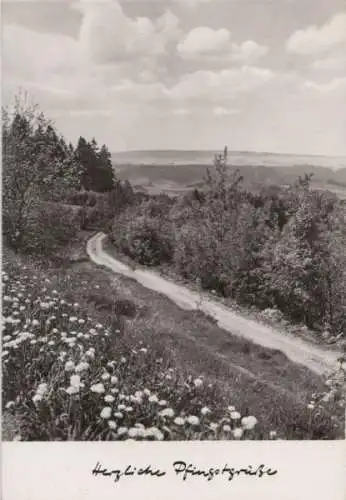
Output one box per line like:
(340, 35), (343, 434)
(2, 239), (345, 441)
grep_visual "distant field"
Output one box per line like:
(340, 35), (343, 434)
(113, 150), (346, 198)
(113, 149), (346, 170)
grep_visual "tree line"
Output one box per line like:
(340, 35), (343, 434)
(2, 96), (132, 254)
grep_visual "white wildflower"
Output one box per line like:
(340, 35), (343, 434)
(75, 362), (90, 373)
(32, 394), (42, 404)
(187, 415), (200, 426)
(104, 395), (115, 403)
(201, 406), (211, 416)
(114, 412), (124, 419)
(193, 378), (203, 388)
(241, 416), (258, 430)
(145, 427), (164, 440)
(100, 407), (112, 419)
(174, 417), (185, 426)
(70, 375), (82, 388)
(159, 408), (175, 418)
(233, 428), (243, 439)
(66, 386), (80, 395)
(90, 383), (105, 394)
(230, 411), (241, 420)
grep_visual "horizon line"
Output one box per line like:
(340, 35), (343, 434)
(112, 148), (346, 160)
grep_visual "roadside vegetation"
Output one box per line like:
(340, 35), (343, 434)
(2, 94), (345, 440)
(2, 250), (345, 441)
(110, 147), (346, 343)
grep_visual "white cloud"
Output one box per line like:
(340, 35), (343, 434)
(231, 40), (269, 64)
(3, 23), (82, 81)
(139, 70), (157, 83)
(213, 107), (240, 116)
(168, 66), (275, 100)
(177, 27), (230, 56)
(286, 12), (346, 55)
(77, 1), (181, 63)
(172, 108), (191, 116)
(312, 55), (346, 71)
(176, 0), (212, 6)
(177, 26), (268, 64)
(303, 77), (346, 93)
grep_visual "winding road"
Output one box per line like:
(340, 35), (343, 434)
(86, 232), (340, 376)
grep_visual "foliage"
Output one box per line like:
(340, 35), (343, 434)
(20, 202), (82, 255)
(2, 258), (264, 441)
(111, 147), (346, 337)
(75, 137), (115, 192)
(2, 94), (81, 251)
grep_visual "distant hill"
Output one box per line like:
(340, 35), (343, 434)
(112, 150), (346, 199)
(112, 149), (346, 170)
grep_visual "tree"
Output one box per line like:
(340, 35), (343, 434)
(76, 138), (115, 192)
(2, 94), (81, 249)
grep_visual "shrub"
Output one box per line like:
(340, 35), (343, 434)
(112, 214), (173, 266)
(16, 202), (80, 256)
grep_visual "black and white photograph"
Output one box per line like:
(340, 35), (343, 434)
(1, 0), (346, 446)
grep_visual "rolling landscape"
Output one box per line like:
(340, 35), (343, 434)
(113, 150), (346, 198)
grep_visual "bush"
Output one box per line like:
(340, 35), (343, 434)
(19, 202), (81, 255)
(67, 191), (98, 207)
(121, 216), (173, 266)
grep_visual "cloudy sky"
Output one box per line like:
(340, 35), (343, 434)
(2, 0), (346, 155)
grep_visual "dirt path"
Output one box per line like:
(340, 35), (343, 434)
(86, 232), (340, 376)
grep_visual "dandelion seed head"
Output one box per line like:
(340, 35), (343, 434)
(241, 416), (258, 430)
(230, 411), (241, 420)
(100, 407), (112, 419)
(149, 427), (164, 440)
(90, 383), (105, 394)
(114, 412), (124, 419)
(233, 428), (243, 439)
(193, 378), (203, 388)
(159, 408), (175, 418)
(66, 386), (80, 395)
(174, 417), (185, 426)
(104, 395), (115, 403)
(187, 415), (200, 426)
(201, 406), (211, 416)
